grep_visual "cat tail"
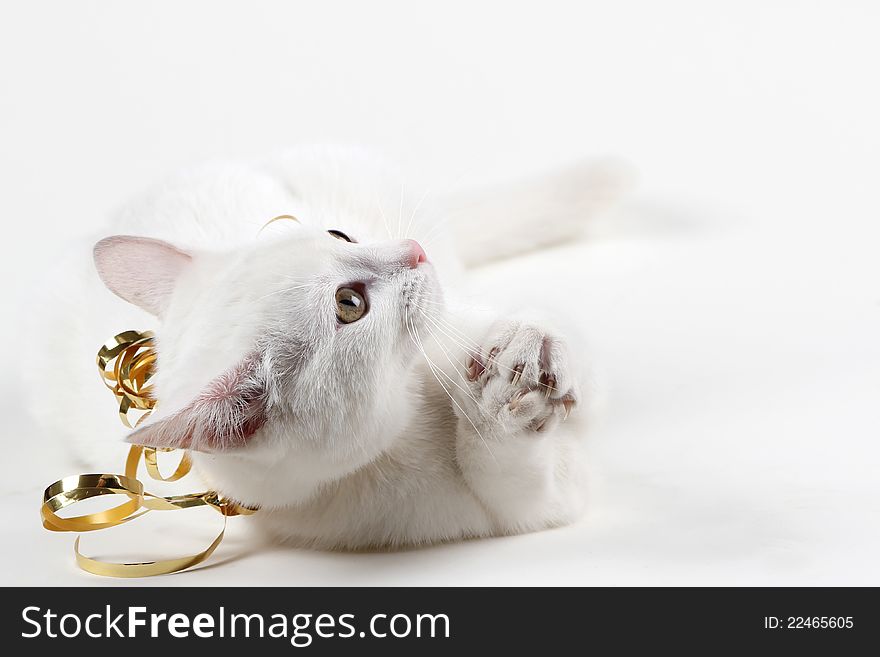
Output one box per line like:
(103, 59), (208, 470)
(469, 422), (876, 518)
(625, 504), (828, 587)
(441, 158), (632, 268)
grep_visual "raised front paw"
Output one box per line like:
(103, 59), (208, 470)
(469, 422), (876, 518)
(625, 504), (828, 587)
(464, 320), (577, 435)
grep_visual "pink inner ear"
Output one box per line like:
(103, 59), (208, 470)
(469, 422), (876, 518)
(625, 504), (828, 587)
(93, 235), (192, 316)
(126, 353), (267, 453)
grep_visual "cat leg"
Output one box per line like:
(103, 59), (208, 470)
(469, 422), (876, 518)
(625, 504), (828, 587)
(450, 318), (585, 532)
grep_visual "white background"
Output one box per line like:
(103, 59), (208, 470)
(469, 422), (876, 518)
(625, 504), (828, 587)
(1, 1), (878, 585)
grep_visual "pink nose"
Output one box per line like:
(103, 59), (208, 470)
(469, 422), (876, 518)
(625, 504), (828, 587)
(404, 239), (428, 268)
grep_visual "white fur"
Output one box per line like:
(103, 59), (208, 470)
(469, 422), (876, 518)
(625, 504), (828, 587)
(26, 146), (619, 549)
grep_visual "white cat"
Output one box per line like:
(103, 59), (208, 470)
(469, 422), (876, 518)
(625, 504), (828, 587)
(28, 147), (621, 549)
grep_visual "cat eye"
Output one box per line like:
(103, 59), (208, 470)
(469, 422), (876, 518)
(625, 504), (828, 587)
(335, 286), (368, 323)
(328, 229), (354, 243)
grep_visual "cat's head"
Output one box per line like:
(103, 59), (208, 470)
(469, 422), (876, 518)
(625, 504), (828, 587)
(93, 225), (440, 506)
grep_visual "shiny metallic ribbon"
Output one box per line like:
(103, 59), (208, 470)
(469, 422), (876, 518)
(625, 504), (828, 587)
(96, 329), (158, 428)
(259, 213), (300, 234)
(41, 330), (256, 578)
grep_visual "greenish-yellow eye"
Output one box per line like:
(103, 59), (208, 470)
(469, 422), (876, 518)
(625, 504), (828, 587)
(335, 286), (367, 323)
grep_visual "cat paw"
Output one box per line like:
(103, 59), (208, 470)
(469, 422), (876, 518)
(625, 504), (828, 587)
(463, 320), (577, 436)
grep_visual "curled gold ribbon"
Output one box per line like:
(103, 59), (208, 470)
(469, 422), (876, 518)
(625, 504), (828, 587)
(41, 330), (257, 578)
(258, 213), (300, 236)
(97, 330), (157, 428)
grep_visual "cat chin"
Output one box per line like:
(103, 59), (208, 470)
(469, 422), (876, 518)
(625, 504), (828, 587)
(188, 398), (416, 508)
(189, 444), (353, 509)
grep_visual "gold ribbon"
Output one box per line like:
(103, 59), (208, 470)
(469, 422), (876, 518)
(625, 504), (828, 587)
(258, 213), (300, 235)
(41, 330), (257, 578)
(96, 329), (157, 428)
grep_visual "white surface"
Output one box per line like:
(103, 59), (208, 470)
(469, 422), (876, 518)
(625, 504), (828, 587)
(1, 1), (879, 585)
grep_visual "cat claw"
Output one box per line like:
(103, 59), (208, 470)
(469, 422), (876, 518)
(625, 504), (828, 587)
(511, 363), (524, 386)
(558, 396), (576, 421)
(464, 320), (578, 434)
(479, 347), (501, 382)
(466, 355), (485, 381)
(539, 372), (556, 399)
(507, 388), (528, 412)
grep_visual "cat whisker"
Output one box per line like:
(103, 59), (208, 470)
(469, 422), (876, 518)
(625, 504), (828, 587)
(420, 208), (469, 249)
(416, 307), (563, 395)
(412, 164), (484, 246)
(420, 222), (450, 250)
(396, 181), (405, 239)
(403, 185), (431, 240)
(413, 332), (495, 463)
(407, 294), (487, 317)
(405, 311), (495, 462)
(254, 283), (317, 302)
(415, 305), (485, 354)
(372, 188), (393, 240)
(419, 323), (483, 407)
(277, 276), (313, 285)
(422, 311), (483, 351)
(409, 315), (480, 406)
(414, 302), (494, 346)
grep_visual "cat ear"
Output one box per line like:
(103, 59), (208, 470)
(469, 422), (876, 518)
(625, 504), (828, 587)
(93, 235), (192, 316)
(126, 353), (268, 453)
